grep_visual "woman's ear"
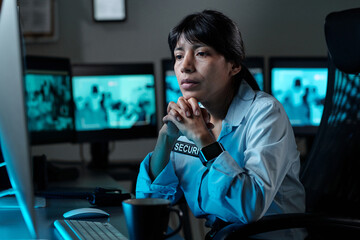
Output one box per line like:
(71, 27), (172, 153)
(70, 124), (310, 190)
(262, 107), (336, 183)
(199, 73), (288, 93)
(230, 63), (241, 76)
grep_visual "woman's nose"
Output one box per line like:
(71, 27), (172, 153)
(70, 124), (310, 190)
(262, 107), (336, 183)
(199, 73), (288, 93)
(181, 53), (195, 73)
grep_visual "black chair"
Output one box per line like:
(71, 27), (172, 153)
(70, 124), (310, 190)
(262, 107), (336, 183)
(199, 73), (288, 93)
(213, 7), (360, 240)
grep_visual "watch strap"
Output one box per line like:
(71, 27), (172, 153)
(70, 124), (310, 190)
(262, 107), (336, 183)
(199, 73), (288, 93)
(199, 142), (225, 166)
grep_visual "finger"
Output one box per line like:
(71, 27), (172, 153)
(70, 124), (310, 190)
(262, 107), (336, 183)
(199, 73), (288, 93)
(163, 114), (180, 125)
(167, 101), (183, 122)
(168, 108), (183, 122)
(167, 101), (179, 114)
(162, 115), (181, 136)
(187, 97), (201, 116)
(162, 114), (173, 124)
(177, 97), (192, 117)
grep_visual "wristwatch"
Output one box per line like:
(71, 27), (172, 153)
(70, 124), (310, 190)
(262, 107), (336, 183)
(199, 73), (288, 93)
(199, 142), (225, 167)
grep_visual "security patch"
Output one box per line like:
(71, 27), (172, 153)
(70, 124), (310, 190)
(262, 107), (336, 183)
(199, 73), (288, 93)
(172, 141), (199, 157)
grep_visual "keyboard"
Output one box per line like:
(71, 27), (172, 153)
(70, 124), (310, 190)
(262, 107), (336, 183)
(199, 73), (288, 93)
(54, 219), (128, 240)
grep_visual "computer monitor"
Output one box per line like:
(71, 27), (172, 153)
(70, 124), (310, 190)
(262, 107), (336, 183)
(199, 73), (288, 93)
(72, 63), (158, 168)
(243, 57), (265, 91)
(269, 57), (328, 135)
(162, 59), (180, 115)
(24, 55), (75, 145)
(0, 0), (37, 237)
(161, 57), (266, 114)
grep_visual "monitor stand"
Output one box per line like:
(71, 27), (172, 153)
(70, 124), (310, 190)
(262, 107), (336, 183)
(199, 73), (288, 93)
(32, 155), (79, 191)
(88, 142), (109, 169)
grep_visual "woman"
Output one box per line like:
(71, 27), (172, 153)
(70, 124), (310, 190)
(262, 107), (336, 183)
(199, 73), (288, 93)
(136, 10), (305, 239)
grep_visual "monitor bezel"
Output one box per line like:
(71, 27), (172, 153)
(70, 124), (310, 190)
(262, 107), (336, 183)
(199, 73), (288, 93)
(71, 63), (158, 143)
(269, 56), (328, 136)
(25, 55), (76, 145)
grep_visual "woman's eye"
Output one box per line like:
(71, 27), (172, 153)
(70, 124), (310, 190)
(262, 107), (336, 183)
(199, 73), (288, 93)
(197, 51), (208, 57)
(175, 55), (183, 60)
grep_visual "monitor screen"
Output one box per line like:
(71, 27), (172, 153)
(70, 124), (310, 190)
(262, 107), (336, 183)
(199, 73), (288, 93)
(0, 0), (37, 237)
(243, 57), (265, 91)
(162, 59), (181, 114)
(270, 57), (328, 135)
(161, 57), (266, 114)
(24, 56), (75, 145)
(72, 63), (158, 143)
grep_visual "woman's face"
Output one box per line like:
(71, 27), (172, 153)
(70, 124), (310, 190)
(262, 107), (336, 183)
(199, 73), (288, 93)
(173, 35), (239, 104)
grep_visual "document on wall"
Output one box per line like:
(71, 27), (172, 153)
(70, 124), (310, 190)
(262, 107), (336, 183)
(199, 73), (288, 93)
(18, 0), (57, 42)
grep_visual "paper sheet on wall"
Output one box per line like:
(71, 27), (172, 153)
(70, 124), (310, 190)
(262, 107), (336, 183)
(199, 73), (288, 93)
(93, 0), (126, 21)
(19, 0), (53, 35)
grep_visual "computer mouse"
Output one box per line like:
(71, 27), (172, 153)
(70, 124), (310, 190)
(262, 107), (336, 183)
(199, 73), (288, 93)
(63, 207), (110, 219)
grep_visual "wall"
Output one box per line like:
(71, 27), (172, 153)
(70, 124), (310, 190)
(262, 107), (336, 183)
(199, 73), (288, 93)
(27, 0), (359, 164)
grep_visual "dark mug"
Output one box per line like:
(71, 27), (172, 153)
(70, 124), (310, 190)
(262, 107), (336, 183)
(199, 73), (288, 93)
(122, 198), (183, 240)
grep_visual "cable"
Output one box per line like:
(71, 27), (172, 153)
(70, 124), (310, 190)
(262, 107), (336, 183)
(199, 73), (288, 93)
(0, 188), (15, 198)
(0, 162), (6, 168)
(36, 187), (131, 206)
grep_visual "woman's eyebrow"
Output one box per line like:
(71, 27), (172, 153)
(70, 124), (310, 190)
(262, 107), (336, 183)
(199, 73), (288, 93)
(192, 43), (206, 49)
(174, 43), (207, 52)
(174, 46), (184, 52)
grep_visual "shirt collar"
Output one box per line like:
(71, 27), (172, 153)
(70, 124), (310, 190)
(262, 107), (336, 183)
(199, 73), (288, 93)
(223, 80), (256, 127)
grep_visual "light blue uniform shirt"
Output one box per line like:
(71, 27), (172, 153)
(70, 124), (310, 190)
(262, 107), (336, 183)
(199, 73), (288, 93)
(136, 81), (306, 238)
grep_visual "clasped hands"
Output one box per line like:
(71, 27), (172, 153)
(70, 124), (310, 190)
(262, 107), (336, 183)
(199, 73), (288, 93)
(162, 97), (215, 148)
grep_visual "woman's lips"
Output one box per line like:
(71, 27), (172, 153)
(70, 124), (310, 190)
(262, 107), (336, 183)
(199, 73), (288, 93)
(181, 79), (199, 90)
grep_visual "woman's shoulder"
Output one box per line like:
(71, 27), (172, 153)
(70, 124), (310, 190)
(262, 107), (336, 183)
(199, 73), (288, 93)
(246, 91), (288, 121)
(237, 81), (281, 109)
(238, 91), (291, 132)
(253, 91), (282, 108)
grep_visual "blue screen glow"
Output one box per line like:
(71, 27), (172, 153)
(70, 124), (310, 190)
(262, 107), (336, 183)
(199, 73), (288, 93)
(249, 67), (264, 91)
(72, 74), (156, 131)
(165, 70), (182, 105)
(271, 68), (328, 126)
(24, 72), (73, 132)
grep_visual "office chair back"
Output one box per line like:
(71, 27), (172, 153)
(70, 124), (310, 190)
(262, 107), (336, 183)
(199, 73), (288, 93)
(301, 8), (360, 217)
(211, 8), (360, 240)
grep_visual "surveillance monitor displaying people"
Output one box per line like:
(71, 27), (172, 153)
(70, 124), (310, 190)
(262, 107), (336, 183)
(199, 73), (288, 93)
(24, 56), (75, 145)
(72, 63), (157, 142)
(270, 57), (328, 135)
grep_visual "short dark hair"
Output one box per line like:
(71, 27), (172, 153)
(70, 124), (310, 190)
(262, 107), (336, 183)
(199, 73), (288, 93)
(168, 10), (259, 91)
(168, 10), (245, 66)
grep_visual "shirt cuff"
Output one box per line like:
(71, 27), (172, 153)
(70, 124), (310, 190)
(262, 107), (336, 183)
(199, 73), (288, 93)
(136, 153), (179, 201)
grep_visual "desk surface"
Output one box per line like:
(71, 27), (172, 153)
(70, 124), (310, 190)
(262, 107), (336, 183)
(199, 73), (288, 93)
(0, 169), (183, 239)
